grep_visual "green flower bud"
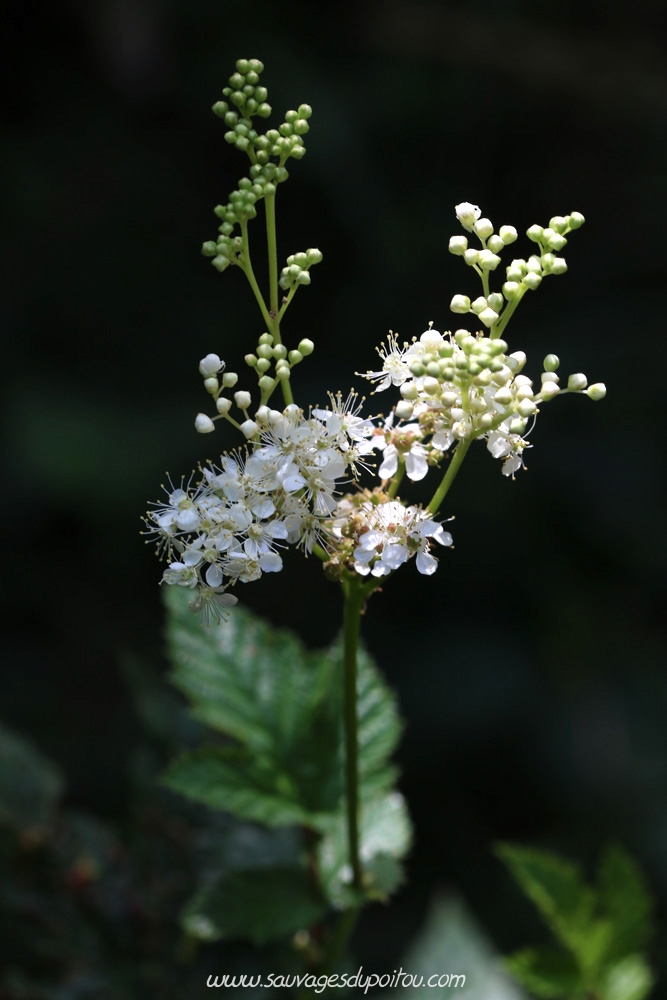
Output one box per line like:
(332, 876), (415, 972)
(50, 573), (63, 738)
(487, 234), (504, 253)
(478, 307), (499, 328)
(550, 257), (568, 275)
(297, 338), (314, 355)
(201, 241), (218, 256)
(471, 296), (487, 315)
(450, 294), (471, 313)
(216, 397), (232, 415)
(568, 373), (587, 391)
(203, 377), (219, 394)
(256, 358), (271, 373)
(474, 218), (493, 239)
(257, 344), (273, 360)
(234, 390), (252, 409)
(298, 104), (312, 119)
(400, 381), (419, 400)
(487, 292), (504, 312)
(543, 353), (560, 371)
(523, 272), (542, 290)
(586, 383), (606, 400)
(448, 235), (468, 255)
(212, 101), (227, 117)
(395, 400), (414, 420)
(499, 225), (518, 244)
(195, 413), (215, 434)
(527, 224), (543, 242)
(508, 352), (526, 373)
(222, 372), (238, 387)
(258, 375), (275, 392)
(288, 350), (303, 364)
(503, 281), (521, 300)
(549, 216), (568, 234)
(256, 103), (272, 118)
(463, 248), (479, 266)
(259, 332), (274, 345)
(236, 59), (250, 74)
(568, 211), (585, 229)
(275, 366), (291, 381)
(509, 417), (527, 434)
(245, 354), (257, 367)
(212, 255), (230, 272)
(273, 344), (287, 360)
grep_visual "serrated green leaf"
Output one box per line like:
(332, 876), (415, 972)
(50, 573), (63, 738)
(0, 723), (63, 833)
(598, 845), (653, 961)
(318, 791), (412, 908)
(163, 588), (401, 829)
(601, 954), (653, 1000)
(163, 746), (335, 828)
(496, 844), (596, 956)
(504, 947), (580, 998)
(182, 865), (327, 945)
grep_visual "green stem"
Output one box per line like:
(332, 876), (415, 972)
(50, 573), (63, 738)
(427, 438), (472, 514)
(265, 191), (280, 320)
(322, 906), (360, 975)
(387, 459), (405, 498)
(239, 219), (273, 329)
(342, 576), (364, 892)
(493, 286), (526, 339)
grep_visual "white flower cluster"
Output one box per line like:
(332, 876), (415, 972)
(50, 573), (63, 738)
(361, 325), (604, 478)
(332, 498), (453, 578)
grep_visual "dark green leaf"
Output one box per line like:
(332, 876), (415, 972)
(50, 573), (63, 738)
(163, 588), (402, 829)
(0, 723), (63, 833)
(496, 843), (596, 955)
(504, 947), (580, 999)
(163, 747), (334, 828)
(598, 845), (653, 961)
(182, 865), (327, 944)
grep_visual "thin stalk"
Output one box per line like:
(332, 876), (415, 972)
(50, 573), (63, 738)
(427, 438), (472, 514)
(239, 219), (273, 329)
(342, 576), (364, 892)
(387, 459), (405, 498)
(265, 190), (280, 320)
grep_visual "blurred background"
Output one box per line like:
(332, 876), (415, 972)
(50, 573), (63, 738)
(2, 0), (667, 995)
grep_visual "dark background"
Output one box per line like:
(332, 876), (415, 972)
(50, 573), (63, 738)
(3, 0), (667, 993)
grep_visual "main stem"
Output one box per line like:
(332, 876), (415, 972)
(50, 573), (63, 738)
(264, 190), (294, 405)
(342, 576), (364, 891)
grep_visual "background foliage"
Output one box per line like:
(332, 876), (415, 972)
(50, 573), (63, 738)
(2, 0), (666, 995)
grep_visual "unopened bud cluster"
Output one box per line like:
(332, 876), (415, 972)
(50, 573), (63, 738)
(195, 334), (316, 436)
(202, 59), (314, 275)
(280, 248), (323, 289)
(449, 203), (585, 333)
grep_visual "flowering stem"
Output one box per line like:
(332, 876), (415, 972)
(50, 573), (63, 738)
(341, 575), (364, 892)
(427, 438), (472, 514)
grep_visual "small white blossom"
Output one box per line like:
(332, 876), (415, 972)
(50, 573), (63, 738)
(455, 202), (482, 233)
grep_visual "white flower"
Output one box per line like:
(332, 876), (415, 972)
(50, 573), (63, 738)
(188, 586), (238, 626)
(162, 562), (199, 588)
(358, 333), (422, 392)
(199, 353), (224, 377)
(455, 202), (482, 233)
(486, 421), (532, 477)
(351, 501), (452, 578)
